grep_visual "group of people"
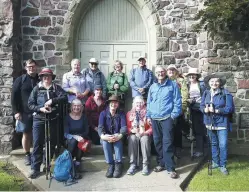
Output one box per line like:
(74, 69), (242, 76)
(11, 56), (234, 180)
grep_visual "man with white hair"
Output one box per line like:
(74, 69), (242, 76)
(146, 66), (182, 179)
(81, 58), (107, 98)
(62, 59), (90, 103)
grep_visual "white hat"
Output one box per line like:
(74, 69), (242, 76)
(166, 64), (179, 72)
(137, 57), (146, 61)
(186, 68), (201, 77)
(89, 58), (99, 64)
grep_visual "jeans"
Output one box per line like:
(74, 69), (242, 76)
(208, 129), (228, 167)
(31, 117), (57, 171)
(101, 140), (123, 164)
(152, 118), (175, 172)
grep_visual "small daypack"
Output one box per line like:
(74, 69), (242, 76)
(53, 150), (76, 185)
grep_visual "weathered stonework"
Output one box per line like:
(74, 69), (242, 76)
(0, 0), (248, 153)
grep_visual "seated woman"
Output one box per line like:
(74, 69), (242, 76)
(126, 96), (152, 176)
(64, 99), (89, 179)
(85, 85), (105, 145)
(106, 60), (129, 107)
(98, 95), (127, 178)
(200, 74), (234, 175)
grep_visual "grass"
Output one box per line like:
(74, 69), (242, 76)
(188, 155), (249, 191)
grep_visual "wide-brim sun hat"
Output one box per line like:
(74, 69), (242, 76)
(106, 95), (120, 103)
(166, 64), (179, 72)
(204, 73), (226, 87)
(38, 68), (56, 80)
(186, 68), (201, 78)
(89, 58), (99, 64)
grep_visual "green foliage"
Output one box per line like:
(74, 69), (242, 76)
(188, 155), (249, 191)
(0, 161), (23, 191)
(194, 0), (249, 46)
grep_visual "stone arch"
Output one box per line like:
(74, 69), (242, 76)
(60, 0), (165, 69)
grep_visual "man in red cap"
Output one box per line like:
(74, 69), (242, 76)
(28, 68), (68, 179)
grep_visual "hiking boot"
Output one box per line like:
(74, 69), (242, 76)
(220, 166), (229, 175)
(24, 154), (31, 166)
(28, 170), (40, 179)
(168, 171), (179, 179)
(106, 164), (114, 178)
(113, 163), (123, 178)
(141, 164), (149, 176)
(193, 152), (203, 158)
(127, 164), (137, 175)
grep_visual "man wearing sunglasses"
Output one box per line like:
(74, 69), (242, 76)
(81, 58), (107, 98)
(11, 59), (39, 166)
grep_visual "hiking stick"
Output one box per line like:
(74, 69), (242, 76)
(207, 104), (214, 176)
(188, 107), (194, 159)
(137, 135), (140, 167)
(45, 114), (49, 180)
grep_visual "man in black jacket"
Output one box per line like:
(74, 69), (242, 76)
(11, 59), (39, 166)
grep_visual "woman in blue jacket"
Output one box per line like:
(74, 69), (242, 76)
(200, 74), (234, 175)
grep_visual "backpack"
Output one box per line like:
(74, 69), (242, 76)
(53, 150), (77, 185)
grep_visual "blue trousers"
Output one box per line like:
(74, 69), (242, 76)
(31, 117), (57, 171)
(208, 129), (228, 167)
(101, 140), (123, 164)
(152, 118), (175, 172)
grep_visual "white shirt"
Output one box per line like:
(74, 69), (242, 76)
(189, 83), (201, 103)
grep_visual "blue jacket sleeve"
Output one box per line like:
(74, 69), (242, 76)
(146, 86), (152, 118)
(143, 70), (153, 89)
(218, 94), (234, 114)
(119, 112), (127, 135)
(129, 69), (139, 90)
(171, 82), (182, 119)
(98, 111), (105, 137)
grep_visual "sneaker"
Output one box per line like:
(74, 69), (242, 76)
(106, 164), (114, 178)
(28, 170), (40, 179)
(25, 154), (31, 166)
(220, 166), (229, 175)
(211, 162), (220, 169)
(127, 164), (137, 175)
(167, 171), (179, 179)
(141, 164), (149, 176)
(113, 163), (123, 178)
(193, 152), (203, 158)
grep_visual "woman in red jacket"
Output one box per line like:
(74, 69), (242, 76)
(85, 85), (105, 145)
(126, 96), (152, 176)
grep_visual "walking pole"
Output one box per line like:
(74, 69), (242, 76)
(207, 104), (214, 176)
(188, 107), (194, 159)
(137, 135), (140, 168)
(45, 114), (49, 180)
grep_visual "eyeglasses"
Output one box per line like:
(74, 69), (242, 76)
(90, 63), (98, 66)
(156, 71), (165, 74)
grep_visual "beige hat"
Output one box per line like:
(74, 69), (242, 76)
(186, 68), (201, 77)
(166, 64), (179, 72)
(89, 58), (99, 64)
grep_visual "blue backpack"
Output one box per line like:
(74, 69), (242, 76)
(53, 150), (76, 185)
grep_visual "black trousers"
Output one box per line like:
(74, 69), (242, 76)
(173, 115), (186, 148)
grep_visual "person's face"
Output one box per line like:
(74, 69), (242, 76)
(167, 68), (177, 78)
(188, 74), (198, 82)
(71, 61), (81, 73)
(135, 100), (143, 111)
(26, 62), (37, 75)
(209, 78), (220, 89)
(42, 75), (53, 84)
(109, 101), (119, 111)
(155, 68), (166, 81)
(94, 89), (102, 97)
(114, 63), (122, 72)
(72, 103), (83, 114)
(138, 59), (146, 67)
(89, 62), (98, 70)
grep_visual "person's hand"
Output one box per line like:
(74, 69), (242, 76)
(187, 99), (193, 103)
(215, 109), (219, 113)
(40, 107), (52, 114)
(114, 84), (119, 89)
(94, 127), (98, 132)
(101, 134), (112, 141)
(138, 88), (144, 93)
(111, 134), (123, 142)
(14, 113), (21, 120)
(208, 106), (214, 113)
(73, 135), (84, 142)
(44, 99), (52, 107)
(140, 131), (147, 137)
(131, 128), (138, 134)
(70, 87), (78, 94)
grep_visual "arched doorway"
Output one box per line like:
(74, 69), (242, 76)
(76, 0), (148, 79)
